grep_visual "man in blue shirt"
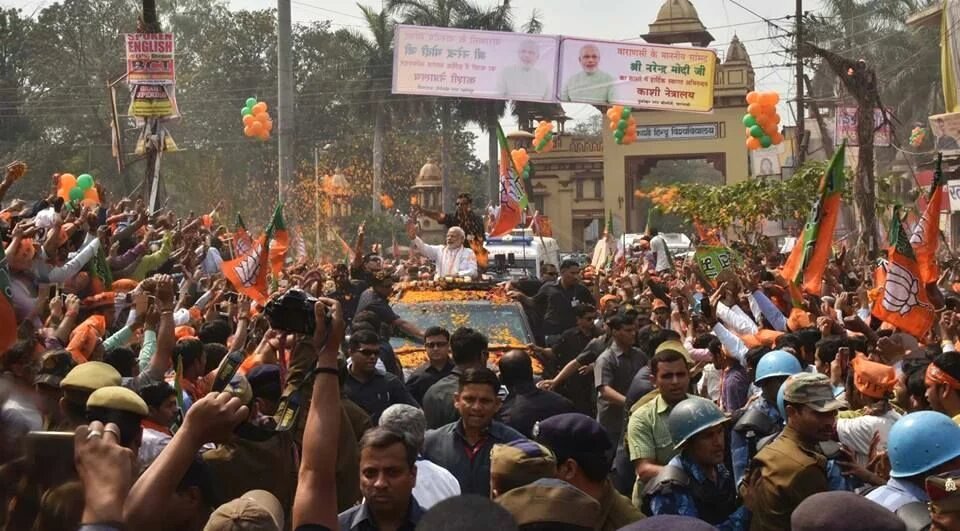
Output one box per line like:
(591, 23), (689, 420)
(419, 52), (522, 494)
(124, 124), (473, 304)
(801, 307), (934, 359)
(338, 427), (425, 531)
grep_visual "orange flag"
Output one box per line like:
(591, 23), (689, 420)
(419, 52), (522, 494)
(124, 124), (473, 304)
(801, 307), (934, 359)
(268, 205), (288, 277)
(781, 143), (846, 295)
(910, 153), (944, 284)
(872, 206), (936, 339)
(490, 124), (528, 237)
(222, 207), (281, 305)
(0, 244), (17, 354)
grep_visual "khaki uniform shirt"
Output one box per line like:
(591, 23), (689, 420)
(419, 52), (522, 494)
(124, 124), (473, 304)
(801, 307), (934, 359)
(745, 425), (829, 531)
(598, 479), (645, 531)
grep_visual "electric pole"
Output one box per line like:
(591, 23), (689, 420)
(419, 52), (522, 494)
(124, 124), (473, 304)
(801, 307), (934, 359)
(277, 0), (294, 203)
(794, 0), (806, 167)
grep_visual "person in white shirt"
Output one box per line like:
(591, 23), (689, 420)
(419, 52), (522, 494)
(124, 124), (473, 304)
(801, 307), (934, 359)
(409, 226), (478, 280)
(648, 229), (672, 273)
(379, 404), (461, 508)
(496, 39), (551, 101)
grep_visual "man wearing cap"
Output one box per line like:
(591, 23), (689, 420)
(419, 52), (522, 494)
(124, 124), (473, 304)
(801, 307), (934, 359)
(865, 411), (960, 513)
(58, 361), (123, 430)
(835, 355), (900, 465)
(33, 350), (76, 430)
(627, 348), (693, 504)
(206, 489), (285, 531)
(85, 385), (149, 452)
(926, 470), (960, 531)
(355, 271), (424, 340)
(595, 314), (648, 448)
(338, 426), (425, 531)
(498, 350), (573, 438)
(924, 352), (960, 425)
(642, 397), (749, 529)
(491, 439), (602, 530)
(535, 413), (645, 531)
(743, 372), (846, 531)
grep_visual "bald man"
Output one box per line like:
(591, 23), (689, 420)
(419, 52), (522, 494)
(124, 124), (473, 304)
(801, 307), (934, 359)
(560, 44), (616, 104)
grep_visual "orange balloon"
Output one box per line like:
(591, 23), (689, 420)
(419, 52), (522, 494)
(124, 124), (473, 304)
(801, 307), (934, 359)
(772, 131), (784, 144)
(606, 108), (618, 120)
(250, 121), (263, 134)
(60, 173), (77, 189)
(755, 114), (770, 128)
(253, 102), (267, 114)
(258, 131), (270, 141)
(84, 186), (100, 204)
(57, 188), (71, 202)
(244, 125), (254, 137)
(263, 119), (274, 132)
(758, 92), (774, 106)
(242, 115), (255, 126)
(746, 91), (760, 104)
(772, 113), (781, 125)
(610, 121), (619, 131)
(746, 137), (761, 150)
(747, 103), (762, 116)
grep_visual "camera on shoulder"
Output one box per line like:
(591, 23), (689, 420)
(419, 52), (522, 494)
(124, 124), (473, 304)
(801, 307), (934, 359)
(264, 289), (329, 335)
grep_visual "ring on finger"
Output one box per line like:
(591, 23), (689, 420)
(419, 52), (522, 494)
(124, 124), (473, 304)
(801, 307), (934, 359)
(103, 425), (121, 439)
(86, 430), (103, 440)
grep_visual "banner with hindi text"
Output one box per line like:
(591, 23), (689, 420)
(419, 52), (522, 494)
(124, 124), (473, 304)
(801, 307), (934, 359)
(393, 25), (559, 103)
(557, 37), (716, 112)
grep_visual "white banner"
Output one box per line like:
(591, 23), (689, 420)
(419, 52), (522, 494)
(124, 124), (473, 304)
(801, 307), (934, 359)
(635, 122), (719, 141)
(557, 37), (716, 111)
(947, 180), (960, 212)
(392, 25), (559, 103)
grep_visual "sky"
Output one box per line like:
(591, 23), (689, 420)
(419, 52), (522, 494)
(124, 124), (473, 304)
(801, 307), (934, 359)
(2, 0), (824, 159)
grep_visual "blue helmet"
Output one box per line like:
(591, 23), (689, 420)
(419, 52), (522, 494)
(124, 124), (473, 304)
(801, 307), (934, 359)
(776, 379), (787, 418)
(755, 350), (803, 383)
(667, 396), (729, 450)
(888, 411), (960, 478)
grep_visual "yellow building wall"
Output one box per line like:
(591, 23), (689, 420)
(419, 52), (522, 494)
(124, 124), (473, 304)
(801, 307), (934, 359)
(602, 105), (750, 233)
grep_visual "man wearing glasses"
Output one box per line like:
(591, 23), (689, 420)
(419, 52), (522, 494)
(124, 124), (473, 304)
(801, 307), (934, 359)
(343, 329), (419, 423)
(405, 327), (455, 404)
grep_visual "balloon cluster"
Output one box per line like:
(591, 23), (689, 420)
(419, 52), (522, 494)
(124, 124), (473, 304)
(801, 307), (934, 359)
(380, 194), (394, 210)
(910, 126), (926, 147)
(606, 105), (637, 145)
(511, 148), (531, 179)
(533, 121), (555, 153)
(742, 91), (784, 150)
(57, 173), (100, 207)
(241, 97), (273, 141)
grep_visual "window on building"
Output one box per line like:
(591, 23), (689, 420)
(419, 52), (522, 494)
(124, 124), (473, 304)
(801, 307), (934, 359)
(533, 195), (546, 214)
(593, 178), (603, 199)
(576, 180), (584, 200)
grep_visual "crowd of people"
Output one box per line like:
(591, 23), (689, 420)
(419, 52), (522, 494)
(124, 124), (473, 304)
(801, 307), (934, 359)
(3, 161), (960, 531)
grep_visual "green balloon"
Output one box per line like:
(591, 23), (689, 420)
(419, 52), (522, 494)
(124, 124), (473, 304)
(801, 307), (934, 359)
(742, 114), (757, 127)
(760, 135), (772, 148)
(622, 107), (632, 118)
(617, 119), (628, 131)
(241, 107), (252, 117)
(245, 97), (258, 108)
(77, 174), (94, 190)
(613, 130), (624, 139)
(750, 125), (764, 138)
(69, 187), (84, 201)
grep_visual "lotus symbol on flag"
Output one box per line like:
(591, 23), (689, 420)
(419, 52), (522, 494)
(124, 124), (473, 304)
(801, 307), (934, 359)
(882, 260), (921, 316)
(909, 212), (929, 246)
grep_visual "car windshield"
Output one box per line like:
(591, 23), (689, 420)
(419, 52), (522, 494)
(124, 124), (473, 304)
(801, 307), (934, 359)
(389, 301), (533, 350)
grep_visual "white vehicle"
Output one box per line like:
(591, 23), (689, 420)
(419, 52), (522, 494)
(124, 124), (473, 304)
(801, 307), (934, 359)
(622, 232), (692, 253)
(485, 228), (561, 280)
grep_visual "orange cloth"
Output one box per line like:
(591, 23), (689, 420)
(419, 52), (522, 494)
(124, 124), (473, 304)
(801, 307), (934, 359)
(599, 295), (619, 312)
(67, 315), (106, 364)
(175, 326), (196, 340)
(851, 355), (897, 399)
(927, 363), (960, 391)
(112, 279), (138, 293)
(188, 307), (203, 323)
(741, 329), (785, 349)
(82, 292), (115, 309)
(787, 307), (812, 331)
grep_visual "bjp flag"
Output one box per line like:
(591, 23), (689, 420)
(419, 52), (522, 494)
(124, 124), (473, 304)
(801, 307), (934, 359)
(234, 214), (253, 257)
(781, 143), (846, 295)
(872, 206), (936, 339)
(268, 204), (288, 277)
(489, 123), (528, 238)
(910, 153), (944, 284)
(222, 210), (279, 305)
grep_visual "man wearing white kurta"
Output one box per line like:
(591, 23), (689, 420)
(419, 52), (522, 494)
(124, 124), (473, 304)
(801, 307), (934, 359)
(410, 226), (478, 279)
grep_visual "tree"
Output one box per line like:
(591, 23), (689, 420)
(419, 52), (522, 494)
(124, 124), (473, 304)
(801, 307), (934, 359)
(334, 4), (395, 213)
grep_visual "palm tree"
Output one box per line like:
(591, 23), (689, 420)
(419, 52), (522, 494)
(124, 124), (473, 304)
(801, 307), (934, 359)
(387, 0), (464, 212)
(337, 4), (395, 213)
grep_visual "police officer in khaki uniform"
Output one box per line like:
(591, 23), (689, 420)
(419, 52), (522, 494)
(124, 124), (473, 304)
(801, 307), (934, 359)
(491, 439), (601, 530)
(85, 385), (150, 452)
(534, 412), (645, 531)
(926, 470), (960, 531)
(58, 361), (122, 430)
(33, 350), (76, 430)
(743, 373), (846, 531)
(202, 373), (299, 526)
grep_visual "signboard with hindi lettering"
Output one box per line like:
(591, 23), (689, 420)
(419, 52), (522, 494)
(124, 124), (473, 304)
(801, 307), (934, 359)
(392, 25), (559, 103)
(694, 245), (741, 283)
(557, 37), (716, 112)
(833, 107), (892, 147)
(947, 180), (960, 212)
(635, 123), (719, 141)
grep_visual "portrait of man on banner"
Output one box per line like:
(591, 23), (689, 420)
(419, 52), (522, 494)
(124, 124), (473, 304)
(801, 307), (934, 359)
(560, 43), (616, 104)
(496, 39), (551, 101)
